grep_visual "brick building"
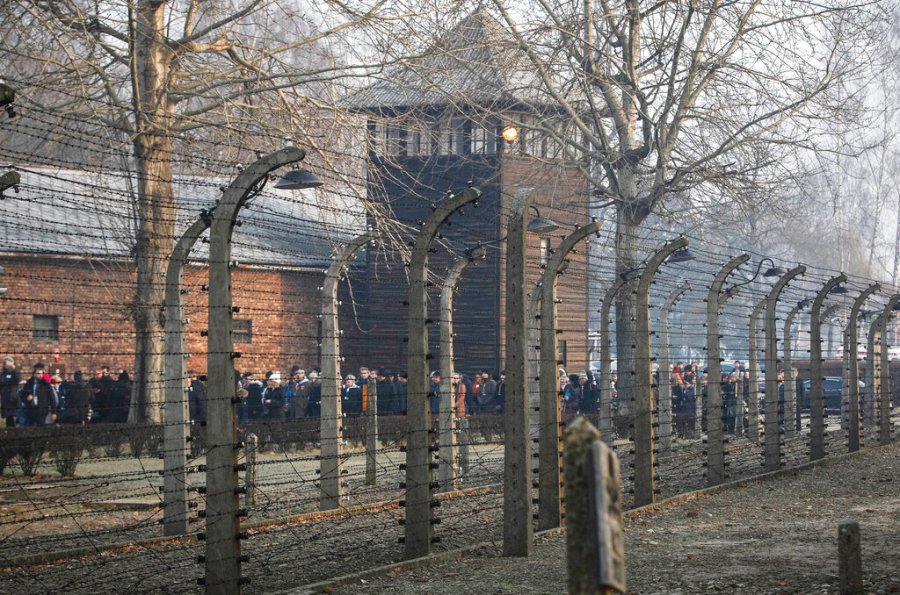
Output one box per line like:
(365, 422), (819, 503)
(0, 167), (358, 377)
(343, 10), (594, 377)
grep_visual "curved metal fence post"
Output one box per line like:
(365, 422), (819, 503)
(809, 275), (846, 460)
(320, 232), (376, 510)
(845, 283), (879, 452)
(658, 280), (691, 454)
(706, 254), (750, 486)
(405, 187), (481, 559)
(633, 237), (688, 506)
(763, 265), (805, 472)
(163, 215), (210, 536)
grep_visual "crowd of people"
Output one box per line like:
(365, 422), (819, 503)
(0, 356), (132, 428)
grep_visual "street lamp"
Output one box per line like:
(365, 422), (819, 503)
(273, 168), (323, 190)
(724, 257), (785, 296)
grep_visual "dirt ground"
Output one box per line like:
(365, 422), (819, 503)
(305, 442), (900, 595)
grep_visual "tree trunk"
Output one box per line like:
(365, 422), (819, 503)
(129, 1), (176, 423)
(614, 209), (639, 437)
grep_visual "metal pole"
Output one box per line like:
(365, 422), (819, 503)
(809, 276), (846, 460)
(747, 298), (766, 441)
(205, 147), (305, 594)
(504, 188), (536, 557)
(783, 300), (809, 439)
(878, 294), (900, 445)
(658, 280), (691, 453)
(633, 237), (688, 506)
(706, 254), (750, 486)
(439, 255), (481, 492)
(763, 266), (805, 472)
(845, 283), (879, 452)
(320, 232), (376, 510)
(532, 221), (601, 531)
(405, 187), (481, 559)
(598, 280), (625, 444)
(163, 215), (210, 536)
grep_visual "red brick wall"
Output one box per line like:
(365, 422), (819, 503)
(0, 255), (324, 378)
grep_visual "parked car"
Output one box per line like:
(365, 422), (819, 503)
(801, 377), (859, 415)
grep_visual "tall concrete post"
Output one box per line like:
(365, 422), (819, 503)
(531, 221), (601, 531)
(878, 294), (900, 445)
(747, 298), (766, 441)
(865, 312), (883, 430)
(405, 187), (481, 559)
(320, 232), (376, 510)
(439, 253), (482, 492)
(598, 280), (625, 444)
(706, 254), (750, 486)
(365, 375), (378, 485)
(503, 188), (537, 557)
(205, 147), (305, 594)
(783, 300), (809, 439)
(845, 283), (880, 453)
(163, 215), (211, 536)
(633, 237), (689, 507)
(809, 276), (846, 460)
(763, 266), (805, 472)
(658, 280), (692, 453)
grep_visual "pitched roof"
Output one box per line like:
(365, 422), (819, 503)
(342, 10), (551, 112)
(0, 167), (363, 269)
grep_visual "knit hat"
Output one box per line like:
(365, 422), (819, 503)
(269, 372), (281, 384)
(290, 364), (303, 375)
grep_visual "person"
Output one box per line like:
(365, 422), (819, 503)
(562, 373), (580, 415)
(243, 371), (264, 420)
(1, 356), (21, 427)
(262, 372), (285, 421)
(395, 370), (408, 415)
(794, 366), (805, 432)
(493, 371), (506, 414)
(305, 371), (322, 417)
(671, 364), (690, 438)
(477, 371), (496, 414)
(376, 367), (398, 415)
(429, 371), (442, 415)
(60, 370), (92, 425)
(342, 374), (362, 416)
(19, 363), (56, 426)
(358, 367), (373, 414)
(188, 370), (208, 424)
(106, 371), (131, 423)
(285, 366), (310, 419)
(681, 363), (697, 435)
(722, 371), (738, 434)
(579, 371), (599, 414)
(451, 372), (467, 418)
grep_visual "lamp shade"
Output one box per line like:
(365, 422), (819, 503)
(526, 215), (559, 236)
(667, 248), (695, 263)
(274, 169), (323, 190)
(762, 266), (787, 277)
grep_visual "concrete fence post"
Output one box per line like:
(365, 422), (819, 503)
(365, 376), (378, 486)
(783, 300), (809, 439)
(878, 294), (900, 445)
(563, 417), (603, 594)
(838, 521), (863, 595)
(598, 281), (625, 444)
(845, 283), (880, 453)
(764, 265), (806, 472)
(658, 280), (691, 453)
(809, 275), (846, 460)
(866, 312), (882, 430)
(320, 232), (376, 511)
(245, 433), (258, 507)
(747, 298), (766, 442)
(404, 187), (481, 560)
(706, 254), (750, 486)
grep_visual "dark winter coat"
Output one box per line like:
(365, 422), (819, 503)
(1, 368), (21, 418)
(18, 376), (56, 426)
(189, 379), (208, 423)
(60, 381), (92, 424)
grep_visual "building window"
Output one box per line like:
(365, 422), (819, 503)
(233, 319), (252, 343)
(33, 315), (59, 341)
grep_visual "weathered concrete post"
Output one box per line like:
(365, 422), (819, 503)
(706, 254), (750, 486)
(838, 521), (863, 595)
(530, 221), (601, 531)
(865, 312), (883, 430)
(245, 433), (258, 507)
(747, 298), (766, 441)
(845, 283), (880, 453)
(163, 215), (211, 536)
(878, 294), (900, 445)
(658, 280), (692, 453)
(633, 237), (689, 507)
(439, 253), (482, 492)
(365, 375), (378, 486)
(405, 187), (481, 560)
(504, 188), (536, 557)
(763, 266), (805, 472)
(563, 416), (603, 594)
(783, 300), (809, 439)
(321, 232), (376, 510)
(809, 275), (846, 460)
(598, 280), (625, 444)
(206, 147), (305, 594)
